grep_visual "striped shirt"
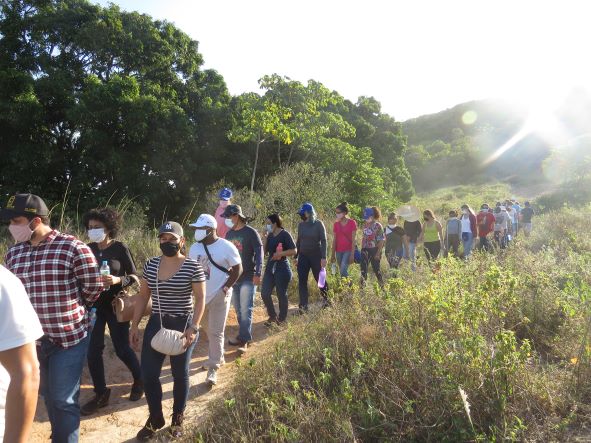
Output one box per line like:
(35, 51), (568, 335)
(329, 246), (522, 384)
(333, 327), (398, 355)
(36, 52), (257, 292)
(143, 257), (205, 315)
(4, 230), (103, 348)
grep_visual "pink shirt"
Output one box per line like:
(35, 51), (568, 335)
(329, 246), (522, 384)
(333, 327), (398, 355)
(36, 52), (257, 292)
(333, 219), (357, 253)
(215, 203), (230, 238)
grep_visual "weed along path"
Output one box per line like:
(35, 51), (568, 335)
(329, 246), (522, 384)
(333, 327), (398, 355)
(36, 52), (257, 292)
(30, 302), (284, 443)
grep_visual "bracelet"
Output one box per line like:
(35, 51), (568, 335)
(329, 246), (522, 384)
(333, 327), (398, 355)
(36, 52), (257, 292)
(187, 324), (200, 333)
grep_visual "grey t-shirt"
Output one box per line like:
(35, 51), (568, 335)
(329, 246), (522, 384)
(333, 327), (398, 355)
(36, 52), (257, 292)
(296, 220), (327, 259)
(225, 225), (263, 282)
(446, 219), (461, 235)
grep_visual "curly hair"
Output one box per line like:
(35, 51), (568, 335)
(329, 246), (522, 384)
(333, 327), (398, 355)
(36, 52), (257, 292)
(82, 208), (122, 239)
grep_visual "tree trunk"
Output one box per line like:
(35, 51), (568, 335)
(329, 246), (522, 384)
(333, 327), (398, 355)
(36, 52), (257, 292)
(287, 144), (295, 165)
(277, 139), (281, 166)
(250, 135), (262, 192)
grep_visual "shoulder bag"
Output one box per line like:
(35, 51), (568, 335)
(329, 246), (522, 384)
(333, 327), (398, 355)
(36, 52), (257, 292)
(112, 274), (152, 323)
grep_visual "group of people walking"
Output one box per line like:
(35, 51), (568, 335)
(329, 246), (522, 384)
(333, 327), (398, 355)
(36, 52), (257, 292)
(0, 189), (535, 443)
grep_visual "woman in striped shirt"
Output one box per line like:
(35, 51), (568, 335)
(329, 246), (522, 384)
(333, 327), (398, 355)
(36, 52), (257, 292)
(130, 222), (206, 441)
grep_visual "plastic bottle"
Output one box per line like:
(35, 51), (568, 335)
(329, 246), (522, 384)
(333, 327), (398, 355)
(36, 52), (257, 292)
(89, 307), (97, 329)
(318, 267), (327, 288)
(100, 260), (110, 289)
(331, 263), (337, 275)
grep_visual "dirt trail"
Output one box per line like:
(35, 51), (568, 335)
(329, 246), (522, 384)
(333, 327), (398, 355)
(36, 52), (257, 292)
(30, 302), (285, 443)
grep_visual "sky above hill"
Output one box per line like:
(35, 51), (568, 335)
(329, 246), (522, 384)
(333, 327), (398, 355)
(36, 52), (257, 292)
(95, 0), (591, 121)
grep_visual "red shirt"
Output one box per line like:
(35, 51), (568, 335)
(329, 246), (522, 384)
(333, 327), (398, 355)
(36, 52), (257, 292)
(4, 230), (103, 348)
(476, 211), (495, 236)
(333, 219), (357, 253)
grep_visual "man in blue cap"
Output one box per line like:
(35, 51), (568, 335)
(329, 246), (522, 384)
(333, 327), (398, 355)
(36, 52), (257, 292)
(215, 187), (233, 238)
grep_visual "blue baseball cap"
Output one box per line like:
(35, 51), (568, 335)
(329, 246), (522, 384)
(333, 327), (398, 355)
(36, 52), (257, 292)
(297, 202), (314, 216)
(363, 207), (374, 220)
(218, 187), (233, 201)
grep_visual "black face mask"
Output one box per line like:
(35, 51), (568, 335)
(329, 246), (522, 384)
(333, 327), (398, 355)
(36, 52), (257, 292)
(160, 242), (180, 257)
(300, 214), (307, 221)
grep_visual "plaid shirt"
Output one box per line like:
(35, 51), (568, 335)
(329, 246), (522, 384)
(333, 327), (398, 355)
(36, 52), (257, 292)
(4, 230), (103, 348)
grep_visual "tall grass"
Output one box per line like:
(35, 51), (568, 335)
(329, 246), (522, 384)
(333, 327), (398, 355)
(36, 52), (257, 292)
(193, 207), (591, 442)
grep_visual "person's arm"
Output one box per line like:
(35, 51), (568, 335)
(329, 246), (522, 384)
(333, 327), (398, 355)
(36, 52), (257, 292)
(350, 224), (357, 264)
(436, 221), (444, 247)
(318, 222), (327, 266)
(129, 276), (151, 352)
(72, 242), (104, 304)
(419, 222), (425, 244)
(375, 224), (385, 259)
(182, 280), (206, 348)
(224, 263), (243, 290)
(253, 231), (263, 285)
(0, 342), (40, 443)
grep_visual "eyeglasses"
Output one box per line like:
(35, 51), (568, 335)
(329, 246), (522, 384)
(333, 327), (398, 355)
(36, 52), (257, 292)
(335, 211), (342, 215)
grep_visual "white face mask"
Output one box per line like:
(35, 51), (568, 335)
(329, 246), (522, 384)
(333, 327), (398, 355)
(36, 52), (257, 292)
(462, 210), (469, 215)
(388, 224), (396, 229)
(265, 224), (273, 233)
(194, 229), (209, 242)
(224, 218), (235, 229)
(88, 228), (107, 243)
(336, 213), (344, 220)
(8, 220), (35, 243)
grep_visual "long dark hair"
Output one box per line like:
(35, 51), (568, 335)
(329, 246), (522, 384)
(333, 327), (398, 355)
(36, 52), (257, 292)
(267, 213), (283, 229)
(336, 201), (349, 214)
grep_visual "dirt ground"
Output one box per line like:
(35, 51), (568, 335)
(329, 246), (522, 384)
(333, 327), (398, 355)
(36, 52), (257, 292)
(30, 301), (284, 442)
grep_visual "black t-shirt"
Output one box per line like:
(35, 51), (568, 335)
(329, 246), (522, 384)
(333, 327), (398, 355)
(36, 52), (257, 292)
(265, 230), (297, 263)
(385, 226), (405, 253)
(521, 207), (534, 223)
(403, 220), (422, 243)
(89, 241), (137, 308)
(225, 225), (263, 282)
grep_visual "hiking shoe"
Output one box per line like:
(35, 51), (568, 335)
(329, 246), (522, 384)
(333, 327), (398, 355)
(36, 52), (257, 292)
(264, 317), (278, 327)
(298, 306), (309, 315)
(237, 342), (248, 355)
(228, 336), (247, 347)
(201, 355), (225, 371)
(169, 412), (184, 439)
(136, 414), (165, 441)
(206, 368), (218, 386)
(80, 388), (111, 416)
(129, 379), (144, 402)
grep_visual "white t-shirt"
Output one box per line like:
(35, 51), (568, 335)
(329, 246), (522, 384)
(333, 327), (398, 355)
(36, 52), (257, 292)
(189, 239), (241, 304)
(0, 265), (44, 443)
(461, 215), (472, 234)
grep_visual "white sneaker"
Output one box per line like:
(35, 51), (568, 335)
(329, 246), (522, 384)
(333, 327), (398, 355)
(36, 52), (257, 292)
(237, 342), (248, 355)
(206, 368), (217, 386)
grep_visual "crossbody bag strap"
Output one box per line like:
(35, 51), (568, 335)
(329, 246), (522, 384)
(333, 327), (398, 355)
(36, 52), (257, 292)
(204, 243), (230, 275)
(156, 257), (192, 332)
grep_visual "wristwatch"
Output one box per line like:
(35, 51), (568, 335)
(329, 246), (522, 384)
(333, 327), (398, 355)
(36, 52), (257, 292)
(187, 324), (200, 334)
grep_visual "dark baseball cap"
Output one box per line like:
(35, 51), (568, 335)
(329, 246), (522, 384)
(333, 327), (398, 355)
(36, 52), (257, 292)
(0, 193), (49, 220)
(158, 221), (183, 239)
(221, 204), (245, 219)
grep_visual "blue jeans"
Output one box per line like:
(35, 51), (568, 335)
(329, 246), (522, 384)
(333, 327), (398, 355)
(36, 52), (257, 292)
(141, 314), (198, 418)
(88, 304), (141, 394)
(261, 260), (292, 321)
(297, 254), (328, 308)
(232, 279), (256, 342)
(335, 251), (352, 277)
(403, 242), (417, 270)
(38, 334), (89, 443)
(462, 232), (474, 258)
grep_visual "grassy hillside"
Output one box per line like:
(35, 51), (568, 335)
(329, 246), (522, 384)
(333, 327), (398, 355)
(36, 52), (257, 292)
(193, 206), (591, 441)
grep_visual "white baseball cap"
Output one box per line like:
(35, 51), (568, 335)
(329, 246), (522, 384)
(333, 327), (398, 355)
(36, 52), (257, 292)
(189, 213), (217, 229)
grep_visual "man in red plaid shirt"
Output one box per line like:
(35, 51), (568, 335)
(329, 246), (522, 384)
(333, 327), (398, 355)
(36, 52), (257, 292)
(2, 193), (103, 443)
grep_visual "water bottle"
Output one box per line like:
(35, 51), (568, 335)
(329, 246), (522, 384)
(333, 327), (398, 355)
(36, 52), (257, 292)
(100, 260), (110, 289)
(89, 307), (97, 329)
(318, 267), (327, 288)
(331, 263), (337, 275)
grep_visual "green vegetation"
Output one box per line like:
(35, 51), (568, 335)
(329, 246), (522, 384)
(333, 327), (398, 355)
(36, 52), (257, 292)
(194, 206), (591, 441)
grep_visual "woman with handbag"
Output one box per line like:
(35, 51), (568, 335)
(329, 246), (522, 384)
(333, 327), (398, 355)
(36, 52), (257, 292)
(81, 208), (143, 416)
(129, 222), (206, 441)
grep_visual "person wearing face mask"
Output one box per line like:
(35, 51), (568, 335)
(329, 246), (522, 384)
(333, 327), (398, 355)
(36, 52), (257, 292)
(214, 187), (233, 239)
(295, 202), (328, 312)
(330, 202), (357, 278)
(188, 214), (242, 387)
(444, 210), (461, 258)
(2, 193), (103, 443)
(419, 209), (443, 263)
(222, 205), (263, 354)
(261, 213), (297, 325)
(384, 213), (405, 270)
(460, 204), (478, 259)
(493, 205), (508, 249)
(129, 222), (206, 440)
(80, 208), (143, 416)
(360, 207), (385, 287)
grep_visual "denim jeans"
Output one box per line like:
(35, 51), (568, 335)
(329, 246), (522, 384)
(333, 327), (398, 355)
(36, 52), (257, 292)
(261, 260), (292, 321)
(297, 254), (328, 308)
(232, 279), (256, 342)
(38, 334), (89, 443)
(335, 251), (352, 277)
(462, 232), (474, 258)
(403, 242), (417, 271)
(141, 314), (197, 418)
(88, 304), (141, 394)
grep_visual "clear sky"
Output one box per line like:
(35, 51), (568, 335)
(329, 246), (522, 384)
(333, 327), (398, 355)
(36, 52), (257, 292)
(94, 0), (591, 121)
